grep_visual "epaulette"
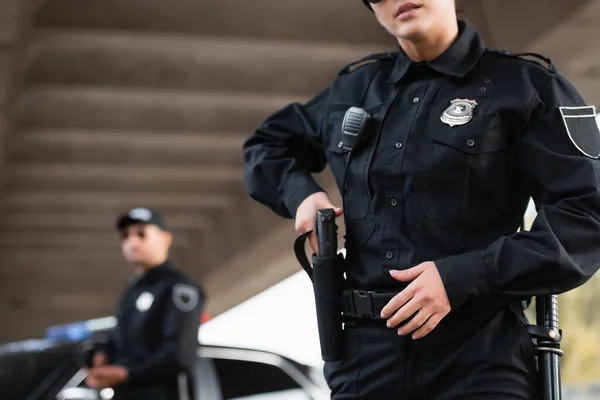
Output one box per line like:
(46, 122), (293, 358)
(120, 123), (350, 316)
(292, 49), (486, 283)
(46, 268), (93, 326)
(494, 50), (558, 73)
(339, 52), (396, 76)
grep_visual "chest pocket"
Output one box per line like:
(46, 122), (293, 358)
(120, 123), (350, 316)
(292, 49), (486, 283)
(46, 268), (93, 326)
(415, 116), (508, 225)
(327, 103), (382, 221)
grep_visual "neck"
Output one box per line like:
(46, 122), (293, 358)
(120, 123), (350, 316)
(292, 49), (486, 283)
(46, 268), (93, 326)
(397, 20), (459, 62)
(133, 259), (167, 275)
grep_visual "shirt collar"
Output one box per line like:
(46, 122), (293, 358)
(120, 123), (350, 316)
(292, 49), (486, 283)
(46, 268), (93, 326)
(133, 260), (171, 284)
(387, 20), (485, 84)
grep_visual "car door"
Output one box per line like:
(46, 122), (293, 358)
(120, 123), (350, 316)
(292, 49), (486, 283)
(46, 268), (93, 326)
(196, 347), (328, 400)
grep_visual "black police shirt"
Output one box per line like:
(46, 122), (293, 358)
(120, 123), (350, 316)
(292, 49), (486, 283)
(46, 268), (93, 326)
(106, 261), (204, 389)
(243, 21), (600, 311)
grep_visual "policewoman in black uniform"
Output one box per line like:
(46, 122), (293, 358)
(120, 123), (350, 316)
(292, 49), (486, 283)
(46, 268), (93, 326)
(85, 207), (205, 400)
(244, 0), (600, 398)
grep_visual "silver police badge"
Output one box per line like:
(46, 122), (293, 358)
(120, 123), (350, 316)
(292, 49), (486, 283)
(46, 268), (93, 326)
(135, 291), (154, 312)
(441, 99), (479, 127)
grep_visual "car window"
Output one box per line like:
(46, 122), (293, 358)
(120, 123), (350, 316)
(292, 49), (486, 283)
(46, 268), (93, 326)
(0, 341), (81, 400)
(209, 357), (312, 400)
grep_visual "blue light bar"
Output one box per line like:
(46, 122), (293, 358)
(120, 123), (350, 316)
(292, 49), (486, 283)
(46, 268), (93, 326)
(46, 322), (91, 342)
(46, 316), (117, 342)
(0, 339), (57, 356)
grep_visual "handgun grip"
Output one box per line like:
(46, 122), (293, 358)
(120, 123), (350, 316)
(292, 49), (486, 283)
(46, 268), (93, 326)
(316, 209), (337, 257)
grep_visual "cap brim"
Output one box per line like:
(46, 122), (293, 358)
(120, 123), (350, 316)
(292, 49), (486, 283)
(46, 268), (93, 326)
(116, 216), (168, 231)
(117, 216), (154, 231)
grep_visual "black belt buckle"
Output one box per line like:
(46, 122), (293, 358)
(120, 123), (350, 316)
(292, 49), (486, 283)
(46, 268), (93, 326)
(351, 290), (379, 319)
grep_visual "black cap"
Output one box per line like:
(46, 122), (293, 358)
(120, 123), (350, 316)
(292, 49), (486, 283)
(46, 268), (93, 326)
(116, 207), (169, 231)
(362, 0), (373, 11)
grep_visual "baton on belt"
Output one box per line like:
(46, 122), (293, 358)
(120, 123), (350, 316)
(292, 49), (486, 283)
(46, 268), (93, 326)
(294, 209), (345, 362)
(526, 295), (563, 400)
(520, 218), (563, 400)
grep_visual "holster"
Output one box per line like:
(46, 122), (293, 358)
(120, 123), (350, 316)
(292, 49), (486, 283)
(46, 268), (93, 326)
(294, 232), (345, 362)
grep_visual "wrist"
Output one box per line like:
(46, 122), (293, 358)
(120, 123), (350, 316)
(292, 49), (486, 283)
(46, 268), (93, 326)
(120, 367), (129, 382)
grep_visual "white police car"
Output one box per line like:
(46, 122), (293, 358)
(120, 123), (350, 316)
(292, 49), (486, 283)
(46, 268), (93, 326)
(0, 318), (329, 400)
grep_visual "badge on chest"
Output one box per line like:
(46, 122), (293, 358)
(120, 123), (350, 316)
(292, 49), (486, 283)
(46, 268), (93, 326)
(135, 291), (155, 312)
(441, 99), (479, 127)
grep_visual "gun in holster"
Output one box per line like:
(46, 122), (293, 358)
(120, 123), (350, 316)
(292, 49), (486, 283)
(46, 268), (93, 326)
(294, 208), (345, 362)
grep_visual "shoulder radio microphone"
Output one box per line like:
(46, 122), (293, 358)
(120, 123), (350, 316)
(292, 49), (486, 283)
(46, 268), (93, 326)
(341, 106), (372, 155)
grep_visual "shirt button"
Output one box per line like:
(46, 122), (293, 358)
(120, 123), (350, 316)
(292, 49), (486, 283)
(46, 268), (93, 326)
(467, 139), (475, 147)
(338, 141), (343, 148)
(394, 142), (403, 149)
(390, 198), (398, 207)
(413, 97), (420, 104)
(386, 251), (394, 259)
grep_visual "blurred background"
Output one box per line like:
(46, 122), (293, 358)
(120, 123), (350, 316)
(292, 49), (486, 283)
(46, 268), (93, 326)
(0, 0), (599, 398)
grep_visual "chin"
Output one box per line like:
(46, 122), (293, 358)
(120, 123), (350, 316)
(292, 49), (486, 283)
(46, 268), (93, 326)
(126, 256), (143, 264)
(392, 20), (431, 41)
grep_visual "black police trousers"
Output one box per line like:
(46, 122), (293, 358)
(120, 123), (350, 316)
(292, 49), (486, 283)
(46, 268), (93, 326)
(323, 306), (540, 399)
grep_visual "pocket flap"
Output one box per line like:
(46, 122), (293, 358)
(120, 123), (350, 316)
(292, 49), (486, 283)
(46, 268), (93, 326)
(431, 117), (505, 154)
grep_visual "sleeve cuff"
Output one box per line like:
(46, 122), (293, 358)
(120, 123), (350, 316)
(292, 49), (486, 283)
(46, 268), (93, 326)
(281, 172), (325, 219)
(115, 361), (143, 383)
(435, 250), (490, 310)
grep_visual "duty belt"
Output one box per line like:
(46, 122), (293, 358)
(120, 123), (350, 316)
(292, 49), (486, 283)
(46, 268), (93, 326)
(341, 290), (395, 319)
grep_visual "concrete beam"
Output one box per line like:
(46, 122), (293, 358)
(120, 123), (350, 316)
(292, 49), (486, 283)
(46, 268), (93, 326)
(0, 211), (212, 231)
(464, 0), (590, 51)
(11, 129), (247, 166)
(524, 0), (600, 107)
(35, 0), (392, 45)
(0, 262), (130, 293)
(26, 30), (389, 95)
(3, 190), (233, 212)
(17, 86), (307, 132)
(0, 0), (21, 44)
(0, 230), (192, 249)
(0, 52), (14, 107)
(0, 248), (124, 264)
(8, 164), (242, 191)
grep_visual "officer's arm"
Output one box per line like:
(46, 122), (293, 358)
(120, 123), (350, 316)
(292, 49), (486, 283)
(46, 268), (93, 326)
(243, 89), (330, 219)
(436, 74), (600, 310)
(120, 283), (204, 382)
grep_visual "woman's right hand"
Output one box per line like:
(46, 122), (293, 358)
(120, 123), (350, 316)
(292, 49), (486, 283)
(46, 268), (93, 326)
(295, 192), (343, 255)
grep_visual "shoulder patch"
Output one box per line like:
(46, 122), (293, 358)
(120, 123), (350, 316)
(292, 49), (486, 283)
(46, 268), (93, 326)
(559, 106), (600, 159)
(494, 50), (557, 73)
(172, 284), (199, 312)
(339, 52), (396, 76)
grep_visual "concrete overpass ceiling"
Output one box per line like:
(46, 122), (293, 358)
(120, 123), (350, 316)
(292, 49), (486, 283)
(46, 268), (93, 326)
(0, 0), (598, 342)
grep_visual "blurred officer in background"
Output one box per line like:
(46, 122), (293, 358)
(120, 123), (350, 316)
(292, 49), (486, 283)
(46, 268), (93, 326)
(85, 207), (205, 400)
(243, 0), (600, 398)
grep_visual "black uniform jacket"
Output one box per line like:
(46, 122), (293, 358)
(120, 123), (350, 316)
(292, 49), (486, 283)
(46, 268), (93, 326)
(243, 21), (600, 312)
(105, 261), (204, 399)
